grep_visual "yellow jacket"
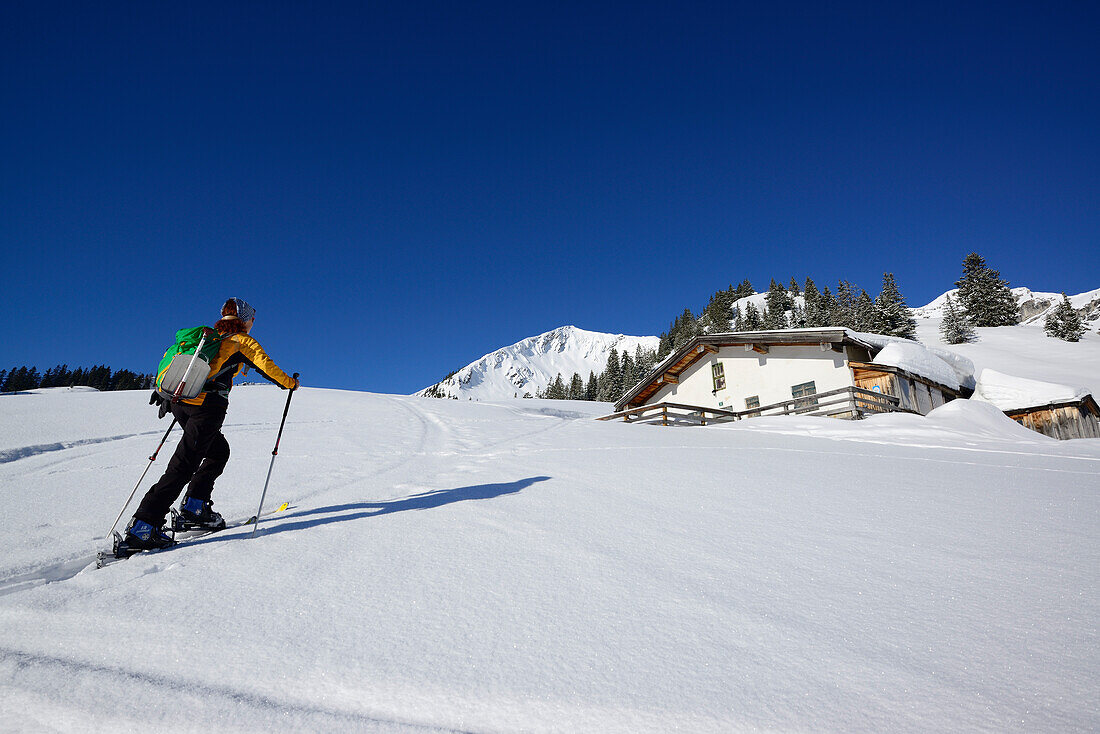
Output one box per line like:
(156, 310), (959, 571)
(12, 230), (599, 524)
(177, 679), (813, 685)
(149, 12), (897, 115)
(184, 332), (296, 405)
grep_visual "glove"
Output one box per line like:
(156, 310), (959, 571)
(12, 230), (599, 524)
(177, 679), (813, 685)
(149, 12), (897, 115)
(150, 390), (171, 419)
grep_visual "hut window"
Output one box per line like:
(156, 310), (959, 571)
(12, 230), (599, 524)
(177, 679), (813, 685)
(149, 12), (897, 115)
(745, 395), (760, 410)
(791, 380), (818, 407)
(712, 362), (726, 392)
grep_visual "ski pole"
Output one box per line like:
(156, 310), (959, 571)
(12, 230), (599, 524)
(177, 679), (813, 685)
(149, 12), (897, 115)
(252, 373), (299, 538)
(106, 418), (178, 539)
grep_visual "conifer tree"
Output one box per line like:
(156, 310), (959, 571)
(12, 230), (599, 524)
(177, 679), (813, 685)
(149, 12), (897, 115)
(818, 286), (838, 327)
(789, 301), (805, 328)
(939, 294), (976, 344)
(770, 279), (793, 312)
(674, 309), (702, 349)
(698, 288), (732, 334)
(569, 373), (584, 400)
(744, 302), (763, 330)
(954, 253), (1019, 327)
(788, 277), (801, 298)
(853, 290), (878, 332)
(764, 280), (791, 329)
(733, 280), (755, 300)
(658, 310), (699, 359)
(831, 281), (858, 328)
(85, 365), (109, 391)
(634, 345), (656, 377)
(874, 273), (917, 339)
(620, 351), (636, 392)
(597, 349), (622, 402)
(5, 367), (30, 391)
(733, 307), (746, 331)
(111, 369), (144, 391)
(1044, 294), (1085, 342)
(802, 278), (826, 327)
(586, 371), (598, 401)
(761, 305), (787, 330)
(657, 333), (673, 360)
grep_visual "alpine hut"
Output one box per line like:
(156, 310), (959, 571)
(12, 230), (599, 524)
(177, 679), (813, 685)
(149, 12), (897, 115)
(599, 328), (969, 426)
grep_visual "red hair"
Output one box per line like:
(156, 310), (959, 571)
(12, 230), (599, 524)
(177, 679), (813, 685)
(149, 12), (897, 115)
(215, 299), (249, 335)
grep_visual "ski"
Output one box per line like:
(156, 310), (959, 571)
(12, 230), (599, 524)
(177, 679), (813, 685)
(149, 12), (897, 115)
(95, 502), (291, 569)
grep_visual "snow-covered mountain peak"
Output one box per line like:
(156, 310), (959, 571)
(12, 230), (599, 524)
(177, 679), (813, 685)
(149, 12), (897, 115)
(417, 326), (660, 400)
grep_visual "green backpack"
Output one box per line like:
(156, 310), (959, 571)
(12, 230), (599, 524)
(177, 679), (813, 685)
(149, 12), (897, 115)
(155, 326), (224, 401)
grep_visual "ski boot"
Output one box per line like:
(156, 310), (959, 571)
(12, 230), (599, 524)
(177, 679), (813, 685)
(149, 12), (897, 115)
(171, 496), (227, 532)
(114, 518), (176, 558)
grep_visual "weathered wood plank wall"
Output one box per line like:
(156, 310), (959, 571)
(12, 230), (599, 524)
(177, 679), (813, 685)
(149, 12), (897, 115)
(1008, 404), (1100, 440)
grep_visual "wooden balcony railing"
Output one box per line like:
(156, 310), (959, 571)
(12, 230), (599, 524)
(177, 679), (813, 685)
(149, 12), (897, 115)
(597, 386), (904, 426)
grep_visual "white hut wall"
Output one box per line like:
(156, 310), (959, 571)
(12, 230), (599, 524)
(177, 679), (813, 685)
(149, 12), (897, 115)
(649, 344), (854, 412)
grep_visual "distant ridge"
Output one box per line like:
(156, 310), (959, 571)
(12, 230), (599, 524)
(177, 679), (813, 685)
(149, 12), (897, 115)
(913, 287), (1100, 325)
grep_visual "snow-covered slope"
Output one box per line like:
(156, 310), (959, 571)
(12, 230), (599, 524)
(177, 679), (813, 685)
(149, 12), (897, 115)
(914, 286), (1100, 325)
(914, 314), (1100, 397)
(736, 286), (1100, 327)
(1, 386), (1099, 732)
(417, 325), (659, 400)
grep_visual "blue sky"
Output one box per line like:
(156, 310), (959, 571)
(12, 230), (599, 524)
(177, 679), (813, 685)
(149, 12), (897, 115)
(2, 1), (1097, 394)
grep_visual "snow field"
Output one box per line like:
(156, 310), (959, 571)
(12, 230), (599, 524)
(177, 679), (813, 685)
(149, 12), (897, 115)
(912, 318), (1100, 398)
(0, 386), (1098, 732)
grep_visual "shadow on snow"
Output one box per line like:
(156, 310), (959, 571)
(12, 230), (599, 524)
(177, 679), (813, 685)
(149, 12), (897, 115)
(195, 476), (552, 543)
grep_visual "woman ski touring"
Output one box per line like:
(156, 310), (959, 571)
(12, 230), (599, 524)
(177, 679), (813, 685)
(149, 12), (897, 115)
(123, 298), (298, 551)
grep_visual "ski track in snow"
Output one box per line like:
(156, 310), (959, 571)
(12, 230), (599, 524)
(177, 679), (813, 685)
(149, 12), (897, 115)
(290, 396), (571, 506)
(0, 556), (94, 597)
(0, 420), (336, 466)
(0, 647), (471, 734)
(0, 434), (147, 465)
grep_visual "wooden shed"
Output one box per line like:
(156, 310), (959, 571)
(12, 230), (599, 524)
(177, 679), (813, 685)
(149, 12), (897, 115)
(850, 362), (966, 414)
(1004, 396), (1100, 440)
(972, 368), (1100, 440)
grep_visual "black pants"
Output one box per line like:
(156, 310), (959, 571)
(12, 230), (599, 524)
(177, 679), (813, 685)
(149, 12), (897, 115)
(134, 395), (230, 525)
